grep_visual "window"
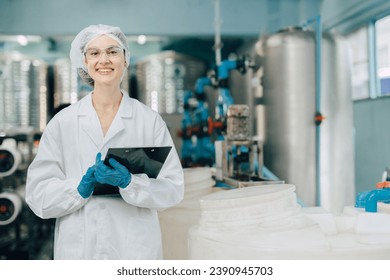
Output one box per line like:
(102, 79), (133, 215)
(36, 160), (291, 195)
(346, 27), (369, 100)
(346, 14), (390, 99)
(376, 15), (390, 96)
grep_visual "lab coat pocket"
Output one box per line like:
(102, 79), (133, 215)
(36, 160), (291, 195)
(125, 209), (162, 259)
(55, 212), (84, 259)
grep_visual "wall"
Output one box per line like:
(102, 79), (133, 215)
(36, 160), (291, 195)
(0, 0), (321, 37)
(353, 97), (390, 194)
(321, 0), (390, 33)
(321, 0), (390, 196)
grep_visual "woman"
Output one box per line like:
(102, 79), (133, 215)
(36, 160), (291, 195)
(25, 24), (184, 260)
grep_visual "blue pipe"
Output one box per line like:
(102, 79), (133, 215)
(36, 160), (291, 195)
(262, 165), (279, 181)
(315, 16), (322, 207)
(217, 59), (237, 80)
(365, 189), (390, 212)
(195, 77), (212, 94)
(302, 15), (322, 207)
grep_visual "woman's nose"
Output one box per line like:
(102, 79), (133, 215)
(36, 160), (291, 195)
(98, 52), (110, 63)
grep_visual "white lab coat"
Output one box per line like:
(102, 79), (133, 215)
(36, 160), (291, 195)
(25, 92), (184, 260)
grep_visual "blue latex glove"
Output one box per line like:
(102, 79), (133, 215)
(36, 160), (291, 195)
(95, 153), (132, 188)
(77, 166), (97, 199)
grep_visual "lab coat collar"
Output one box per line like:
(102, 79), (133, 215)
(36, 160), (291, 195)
(77, 91), (133, 118)
(78, 91), (134, 150)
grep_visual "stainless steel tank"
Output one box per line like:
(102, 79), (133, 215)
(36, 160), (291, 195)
(29, 59), (49, 131)
(261, 27), (355, 211)
(262, 27), (317, 206)
(53, 58), (81, 108)
(135, 51), (206, 114)
(0, 53), (48, 132)
(320, 33), (355, 213)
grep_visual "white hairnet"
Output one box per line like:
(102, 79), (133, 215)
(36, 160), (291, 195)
(69, 24), (130, 71)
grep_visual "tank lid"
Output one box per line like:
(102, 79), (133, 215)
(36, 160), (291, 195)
(199, 184), (296, 210)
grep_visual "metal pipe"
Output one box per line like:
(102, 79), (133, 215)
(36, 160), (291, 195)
(214, 0), (222, 66)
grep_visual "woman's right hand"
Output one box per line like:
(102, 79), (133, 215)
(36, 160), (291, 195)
(76, 153), (101, 198)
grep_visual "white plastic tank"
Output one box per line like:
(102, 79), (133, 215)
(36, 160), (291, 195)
(158, 167), (218, 259)
(188, 184), (390, 259)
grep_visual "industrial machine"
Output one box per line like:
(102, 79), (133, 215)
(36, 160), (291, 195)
(214, 104), (283, 188)
(180, 89), (217, 167)
(180, 57), (251, 167)
(0, 128), (54, 259)
(179, 54), (284, 188)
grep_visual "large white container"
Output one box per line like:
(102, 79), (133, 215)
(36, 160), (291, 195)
(158, 167), (218, 259)
(189, 184), (390, 259)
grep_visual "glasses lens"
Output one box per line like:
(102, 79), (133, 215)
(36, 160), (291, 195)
(105, 47), (122, 58)
(86, 48), (101, 59)
(85, 46), (123, 60)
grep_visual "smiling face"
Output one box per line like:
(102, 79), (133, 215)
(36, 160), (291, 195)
(83, 35), (127, 87)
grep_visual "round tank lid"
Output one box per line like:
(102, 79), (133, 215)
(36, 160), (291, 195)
(199, 184), (296, 210)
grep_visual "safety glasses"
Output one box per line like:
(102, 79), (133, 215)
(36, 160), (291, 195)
(84, 46), (124, 61)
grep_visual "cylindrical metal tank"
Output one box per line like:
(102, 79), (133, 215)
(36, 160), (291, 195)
(261, 27), (355, 211)
(320, 33), (355, 213)
(0, 53), (48, 132)
(135, 51), (206, 114)
(29, 59), (49, 132)
(53, 58), (82, 109)
(262, 27), (317, 206)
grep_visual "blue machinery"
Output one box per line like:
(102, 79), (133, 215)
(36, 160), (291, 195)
(181, 57), (284, 188)
(180, 57), (248, 168)
(0, 129), (54, 259)
(181, 56), (247, 167)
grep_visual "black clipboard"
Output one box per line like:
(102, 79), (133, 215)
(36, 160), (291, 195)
(93, 146), (172, 196)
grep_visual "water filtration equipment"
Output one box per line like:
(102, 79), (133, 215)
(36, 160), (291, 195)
(0, 53), (48, 132)
(136, 51), (206, 114)
(261, 27), (355, 210)
(0, 131), (54, 259)
(53, 58), (82, 109)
